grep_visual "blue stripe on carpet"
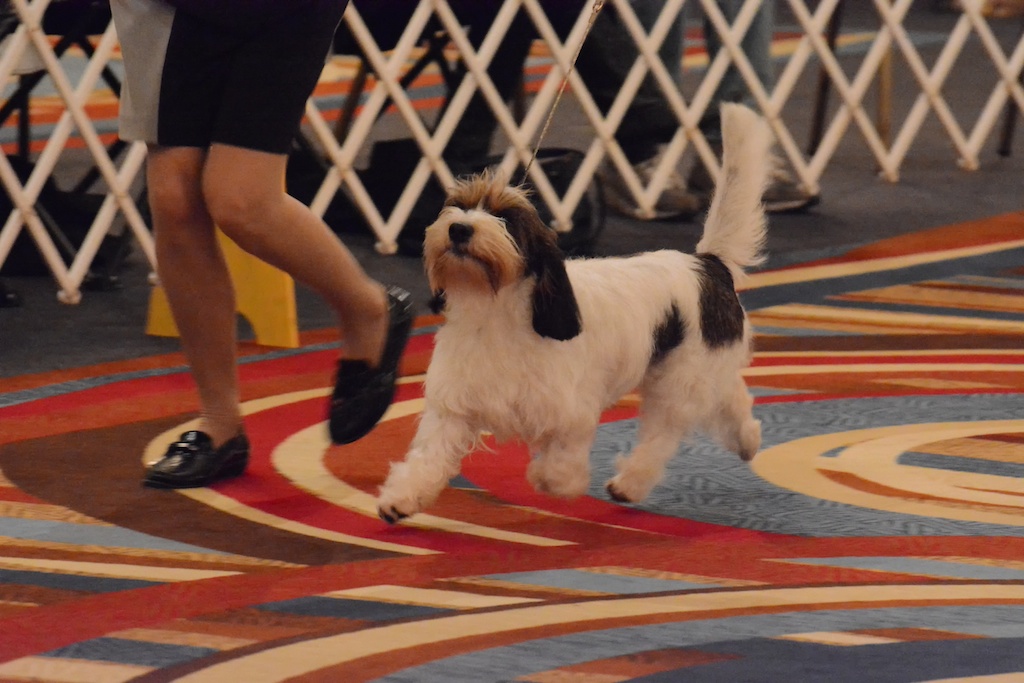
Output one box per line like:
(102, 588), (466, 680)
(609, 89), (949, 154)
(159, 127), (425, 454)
(43, 638), (217, 668)
(481, 569), (723, 594)
(0, 568), (159, 593)
(899, 451), (1024, 478)
(373, 605), (1024, 683)
(783, 557), (1024, 581)
(633, 637), (1024, 683)
(255, 596), (450, 621)
(0, 518), (234, 555)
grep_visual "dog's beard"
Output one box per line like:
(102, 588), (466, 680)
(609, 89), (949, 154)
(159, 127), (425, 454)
(423, 213), (523, 295)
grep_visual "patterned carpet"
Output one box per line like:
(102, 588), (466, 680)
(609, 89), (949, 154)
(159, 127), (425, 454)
(1, 213), (1023, 682)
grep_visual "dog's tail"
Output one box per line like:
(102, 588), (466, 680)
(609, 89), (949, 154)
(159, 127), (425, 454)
(695, 103), (773, 282)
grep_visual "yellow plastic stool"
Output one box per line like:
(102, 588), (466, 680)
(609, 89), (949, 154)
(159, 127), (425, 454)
(146, 231), (300, 348)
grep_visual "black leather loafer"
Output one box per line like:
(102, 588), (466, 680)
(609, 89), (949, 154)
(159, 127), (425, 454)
(143, 430), (249, 489)
(329, 286), (414, 444)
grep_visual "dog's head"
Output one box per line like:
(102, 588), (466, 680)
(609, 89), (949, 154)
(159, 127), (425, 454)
(423, 170), (581, 341)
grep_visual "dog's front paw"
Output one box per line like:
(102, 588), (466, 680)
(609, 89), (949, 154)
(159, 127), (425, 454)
(605, 479), (633, 503)
(605, 478), (642, 504)
(377, 503), (410, 525)
(376, 489), (423, 525)
(604, 472), (655, 504)
(377, 459), (446, 524)
(605, 453), (662, 503)
(526, 459), (551, 494)
(738, 419), (761, 462)
(527, 458), (588, 498)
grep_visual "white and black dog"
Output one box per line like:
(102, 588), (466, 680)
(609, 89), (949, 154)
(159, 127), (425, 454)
(377, 103), (771, 523)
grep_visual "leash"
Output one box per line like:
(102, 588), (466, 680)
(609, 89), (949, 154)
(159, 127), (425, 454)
(519, 0), (606, 184)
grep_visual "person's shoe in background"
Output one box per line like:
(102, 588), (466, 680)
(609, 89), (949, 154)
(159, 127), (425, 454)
(599, 147), (703, 221)
(688, 147), (819, 214)
(762, 163), (821, 213)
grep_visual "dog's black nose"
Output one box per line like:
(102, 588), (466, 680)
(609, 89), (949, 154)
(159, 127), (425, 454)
(449, 223), (474, 245)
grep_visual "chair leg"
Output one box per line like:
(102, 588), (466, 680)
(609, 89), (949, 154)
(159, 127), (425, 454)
(334, 60), (369, 143)
(996, 16), (1023, 156)
(807, 1), (891, 156)
(333, 31), (453, 145)
(16, 75), (31, 162)
(876, 45), (893, 149)
(997, 95), (1019, 157)
(807, 0), (845, 155)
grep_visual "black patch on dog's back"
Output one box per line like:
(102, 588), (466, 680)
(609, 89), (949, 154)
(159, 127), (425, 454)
(651, 303), (685, 364)
(696, 253), (744, 348)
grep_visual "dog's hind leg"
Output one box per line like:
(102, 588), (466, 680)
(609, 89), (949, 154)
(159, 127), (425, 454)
(707, 375), (761, 462)
(527, 427), (597, 499)
(605, 400), (690, 504)
(377, 410), (476, 523)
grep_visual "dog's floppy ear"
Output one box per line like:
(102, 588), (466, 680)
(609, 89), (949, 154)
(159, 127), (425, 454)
(428, 289), (447, 314)
(527, 233), (582, 341)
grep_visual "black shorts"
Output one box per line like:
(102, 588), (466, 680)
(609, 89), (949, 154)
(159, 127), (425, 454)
(111, 0), (348, 154)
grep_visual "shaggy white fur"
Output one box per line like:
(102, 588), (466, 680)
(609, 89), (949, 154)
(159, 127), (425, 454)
(377, 104), (773, 523)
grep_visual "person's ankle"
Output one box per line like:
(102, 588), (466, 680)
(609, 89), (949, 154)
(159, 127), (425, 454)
(195, 421), (244, 448)
(340, 286), (390, 367)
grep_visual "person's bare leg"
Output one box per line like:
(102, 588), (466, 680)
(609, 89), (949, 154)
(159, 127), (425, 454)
(146, 145), (242, 447)
(201, 143), (389, 366)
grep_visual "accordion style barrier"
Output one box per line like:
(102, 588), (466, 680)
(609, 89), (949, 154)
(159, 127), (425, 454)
(0, 0), (1022, 303)
(0, 0), (150, 304)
